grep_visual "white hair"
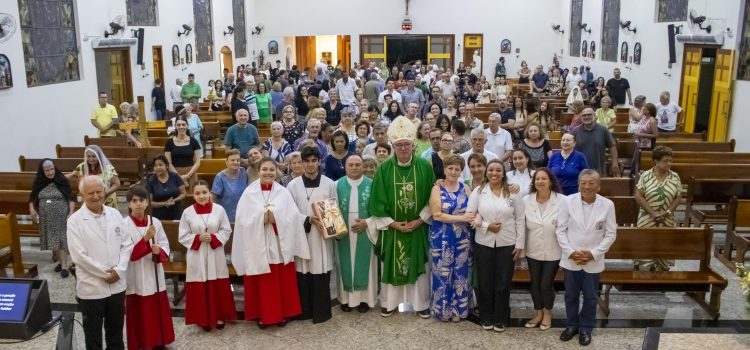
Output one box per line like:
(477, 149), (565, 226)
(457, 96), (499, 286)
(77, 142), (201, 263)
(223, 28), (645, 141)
(79, 175), (105, 193)
(488, 113), (501, 121)
(470, 128), (485, 138)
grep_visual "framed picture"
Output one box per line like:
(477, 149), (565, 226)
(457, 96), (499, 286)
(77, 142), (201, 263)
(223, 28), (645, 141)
(500, 39), (511, 54)
(0, 54), (12, 89)
(268, 40), (278, 55)
(620, 42), (629, 63)
(634, 42), (642, 65)
(581, 40), (588, 57)
(172, 44), (180, 66)
(589, 41), (596, 59)
(185, 44), (193, 64)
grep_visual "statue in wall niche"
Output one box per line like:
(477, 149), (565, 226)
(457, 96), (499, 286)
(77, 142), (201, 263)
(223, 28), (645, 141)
(0, 54), (12, 89)
(634, 42), (642, 65)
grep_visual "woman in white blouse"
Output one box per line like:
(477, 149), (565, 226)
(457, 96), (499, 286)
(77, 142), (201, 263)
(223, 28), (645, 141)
(523, 168), (565, 331)
(467, 159), (525, 332)
(507, 149), (535, 198)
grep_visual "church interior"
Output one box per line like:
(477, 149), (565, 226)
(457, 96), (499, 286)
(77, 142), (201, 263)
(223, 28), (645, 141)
(1, 0), (750, 348)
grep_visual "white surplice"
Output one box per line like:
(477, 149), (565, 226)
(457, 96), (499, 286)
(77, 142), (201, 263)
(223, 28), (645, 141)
(124, 216), (169, 295)
(287, 175), (337, 274)
(178, 204), (233, 282)
(232, 180), (310, 276)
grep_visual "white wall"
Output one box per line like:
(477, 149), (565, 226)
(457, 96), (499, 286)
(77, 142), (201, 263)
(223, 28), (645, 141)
(0, 0), (256, 171)
(562, 0), (747, 150)
(251, 0), (566, 77)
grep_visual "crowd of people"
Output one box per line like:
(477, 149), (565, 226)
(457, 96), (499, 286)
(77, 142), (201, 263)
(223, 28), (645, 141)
(37, 58), (690, 349)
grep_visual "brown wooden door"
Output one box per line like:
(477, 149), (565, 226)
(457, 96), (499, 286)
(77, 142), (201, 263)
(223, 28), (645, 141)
(152, 46), (164, 82)
(295, 36), (317, 72)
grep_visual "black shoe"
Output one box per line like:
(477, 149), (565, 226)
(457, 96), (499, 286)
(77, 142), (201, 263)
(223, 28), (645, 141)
(257, 322), (268, 329)
(278, 320), (287, 327)
(560, 327), (579, 342)
(579, 330), (592, 346)
(202, 326), (211, 332)
(417, 309), (430, 319)
(480, 321), (493, 330)
(54, 264), (62, 272)
(216, 321), (225, 330)
(340, 304), (352, 312)
(60, 269), (69, 278)
(357, 303), (369, 313)
(380, 308), (394, 317)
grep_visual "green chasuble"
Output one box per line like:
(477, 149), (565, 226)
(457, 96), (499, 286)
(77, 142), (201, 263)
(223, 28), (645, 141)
(368, 156), (435, 286)
(336, 176), (374, 292)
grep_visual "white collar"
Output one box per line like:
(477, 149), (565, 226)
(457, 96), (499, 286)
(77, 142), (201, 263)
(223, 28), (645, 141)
(347, 176), (363, 187)
(396, 155), (413, 166)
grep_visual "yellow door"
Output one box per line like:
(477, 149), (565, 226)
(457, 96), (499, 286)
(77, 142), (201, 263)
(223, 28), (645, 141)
(110, 51), (126, 108)
(680, 47), (701, 132)
(708, 49), (734, 142)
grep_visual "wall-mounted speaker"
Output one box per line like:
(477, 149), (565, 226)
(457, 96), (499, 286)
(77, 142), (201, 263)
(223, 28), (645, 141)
(667, 24), (677, 64)
(136, 28), (145, 66)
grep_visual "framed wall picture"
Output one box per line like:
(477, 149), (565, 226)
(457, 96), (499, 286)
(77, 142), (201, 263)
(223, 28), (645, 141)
(581, 40), (588, 57)
(185, 44), (193, 64)
(0, 54), (12, 89)
(500, 39), (511, 54)
(268, 40), (278, 54)
(634, 42), (642, 65)
(172, 44), (180, 66)
(589, 40), (596, 59)
(620, 42), (629, 63)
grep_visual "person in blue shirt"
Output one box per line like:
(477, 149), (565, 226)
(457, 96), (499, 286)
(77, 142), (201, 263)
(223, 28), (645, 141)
(548, 133), (589, 195)
(323, 130), (351, 181)
(224, 109), (260, 165)
(210, 149), (249, 222)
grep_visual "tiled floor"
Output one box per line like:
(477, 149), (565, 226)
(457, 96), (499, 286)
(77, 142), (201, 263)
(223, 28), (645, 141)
(6, 206), (750, 348)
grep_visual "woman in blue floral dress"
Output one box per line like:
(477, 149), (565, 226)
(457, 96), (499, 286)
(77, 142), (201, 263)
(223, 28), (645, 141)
(428, 155), (475, 321)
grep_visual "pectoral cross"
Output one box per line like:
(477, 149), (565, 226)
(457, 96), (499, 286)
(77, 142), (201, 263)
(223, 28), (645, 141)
(264, 203), (274, 210)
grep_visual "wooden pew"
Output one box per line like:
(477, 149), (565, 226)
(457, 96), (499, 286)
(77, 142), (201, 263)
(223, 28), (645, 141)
(612, 131), (705, 142)
(84, 135), (129, 148)
(637, 151), (750, 174)
(18, 156), (143, 184)
(715, 196), (750, 272)
(610, 196), (639, 227)
(513, 226), (727, 319)
(56, 145), (163, 170)
(600, 226), (726, 319)
(196, 159), (227, 188)
(161, 220), (236, 305)
(682, 178), (750, 227)
(0, 213), (37, 277)
(600, 177), (633, 196)
(658, 164), (750, 187)
(620, 140), (735, 166)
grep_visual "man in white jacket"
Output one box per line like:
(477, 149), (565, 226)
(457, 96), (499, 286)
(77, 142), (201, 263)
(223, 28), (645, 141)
(555, 170), (616, 347)
(68, 176), (133, 350)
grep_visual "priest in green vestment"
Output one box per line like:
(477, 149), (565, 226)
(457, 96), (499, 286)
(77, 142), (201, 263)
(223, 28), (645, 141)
(367, 116), (436, 318)
(335, 155), (378, 313)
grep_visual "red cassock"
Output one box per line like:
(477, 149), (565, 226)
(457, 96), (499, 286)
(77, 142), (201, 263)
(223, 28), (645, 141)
(124, 216), (175, 350)
(179, 202), (238, 328)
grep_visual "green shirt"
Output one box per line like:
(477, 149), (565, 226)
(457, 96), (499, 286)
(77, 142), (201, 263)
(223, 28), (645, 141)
(181, 82), (202, 104)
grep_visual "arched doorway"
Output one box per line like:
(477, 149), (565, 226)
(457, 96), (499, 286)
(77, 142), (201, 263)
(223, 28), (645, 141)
(220, 46), (233, 75)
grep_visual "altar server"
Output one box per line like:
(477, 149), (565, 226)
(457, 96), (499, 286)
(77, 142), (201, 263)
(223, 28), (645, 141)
(179, 180), (237, 331)
(123, 185), (174, 349)
(287, 146), (337, 323)
(232, 157), (310, 328)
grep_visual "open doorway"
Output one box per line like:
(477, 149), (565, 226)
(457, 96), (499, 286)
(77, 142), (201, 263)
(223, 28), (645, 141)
(94, 48), (133, 111)
(220, 46), (233, 76)
(152, 46), (164, 82)
(679, 45), (735, 141)
(463, 34), (483, 76)
(295, 35), (352, 77)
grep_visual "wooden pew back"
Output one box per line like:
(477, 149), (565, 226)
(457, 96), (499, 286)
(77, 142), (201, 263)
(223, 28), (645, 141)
(18, 157), (143, 182)
(607, 226), (712, 269)
(638, 152), (750, 173)
(600, 177), (633, 196)
(0, 213), (27, 277)
(84, 135), (129, 148)
(610, 196), (639, 227)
